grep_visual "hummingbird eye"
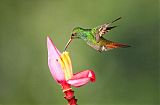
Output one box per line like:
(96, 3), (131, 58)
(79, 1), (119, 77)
(71, 34), (74, 36)
(71, 32), (78, 39)
(72, 32), (76, 36)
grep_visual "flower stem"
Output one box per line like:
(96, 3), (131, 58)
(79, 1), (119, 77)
(61, 82), (77, 105)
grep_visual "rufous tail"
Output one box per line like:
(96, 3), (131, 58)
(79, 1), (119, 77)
(106, 42), (130, 48)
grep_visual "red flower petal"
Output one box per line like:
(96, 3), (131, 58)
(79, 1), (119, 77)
(47, 36), (65, 82)
(67, 70), (96, 87)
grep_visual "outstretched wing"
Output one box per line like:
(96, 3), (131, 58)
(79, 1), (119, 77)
(95, 25), (117, 42)
(93, 17), (122, 42)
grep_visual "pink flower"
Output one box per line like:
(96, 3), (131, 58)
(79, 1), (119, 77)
(47, 36), (96, 88)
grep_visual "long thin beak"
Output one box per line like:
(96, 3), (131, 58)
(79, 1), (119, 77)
(64, 37), (73, 51)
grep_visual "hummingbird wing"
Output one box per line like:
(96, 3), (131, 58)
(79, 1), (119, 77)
(95, 24), (109, 43)
(94, 25), (117, 42)
(93, 17), (122, 42)
(86, 40), (117, 52)
(86, 38), (114, 52)
(87, 37), (130, 52)
(87, 41), (102, 51)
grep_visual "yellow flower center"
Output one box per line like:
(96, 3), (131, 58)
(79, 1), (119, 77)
(58, 51), (73, 80)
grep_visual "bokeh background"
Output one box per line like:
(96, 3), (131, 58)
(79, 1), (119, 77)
(0, 0), (159, 105)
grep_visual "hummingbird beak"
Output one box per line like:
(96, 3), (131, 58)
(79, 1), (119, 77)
(64, 37), (73, 51)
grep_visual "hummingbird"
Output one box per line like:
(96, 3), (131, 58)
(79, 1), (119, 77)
(64, 17), (130, 52)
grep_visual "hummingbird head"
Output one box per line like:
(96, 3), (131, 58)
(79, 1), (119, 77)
(71, 27), (83, 39)
(64, 27), (83, 51)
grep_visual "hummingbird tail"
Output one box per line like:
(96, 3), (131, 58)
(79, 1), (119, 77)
(106, 42), (130, 49)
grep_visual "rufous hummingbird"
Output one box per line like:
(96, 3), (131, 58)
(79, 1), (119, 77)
(64, 17), (130, 52)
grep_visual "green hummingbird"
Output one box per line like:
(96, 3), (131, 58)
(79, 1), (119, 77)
(64, 17), (130, 52)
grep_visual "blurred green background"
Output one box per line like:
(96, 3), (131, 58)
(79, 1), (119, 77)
(0, 0), (159, 105)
